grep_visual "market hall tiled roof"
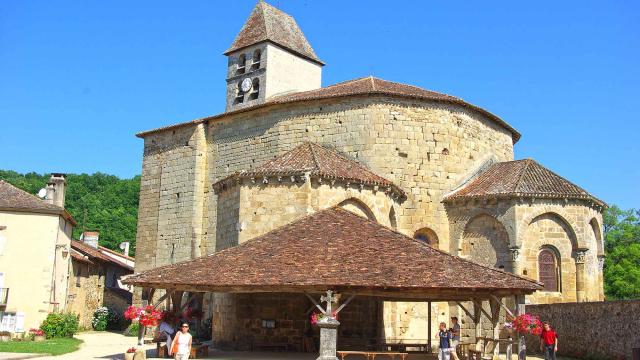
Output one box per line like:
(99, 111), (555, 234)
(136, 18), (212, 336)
(0, 180), (76, 224)
(136, 77), (520, 143)
(225, 1), (323, 65)
(213, 142), (406, 199)
(444, 159), (606, 207)
(124, 207), (541, 298)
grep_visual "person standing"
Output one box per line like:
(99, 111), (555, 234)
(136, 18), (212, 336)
(436, 322), (453, 360)
(170, 322), (193, 360)
(540, 322), (558, 360)
(450, 317), (461, 360)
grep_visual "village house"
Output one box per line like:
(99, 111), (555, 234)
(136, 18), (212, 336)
(0, 175), (75, 332)
(128, 1), (606, 356)
(0, 175), (135, 333)
(67, 231), (135, 328)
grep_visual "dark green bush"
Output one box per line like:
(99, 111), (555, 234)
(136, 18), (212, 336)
(40, 313), (79, 338)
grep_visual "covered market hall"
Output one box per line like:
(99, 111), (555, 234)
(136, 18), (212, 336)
(124, 208), (541, 359)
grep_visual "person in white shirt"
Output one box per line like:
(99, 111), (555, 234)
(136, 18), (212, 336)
(169, 322), (192, 360)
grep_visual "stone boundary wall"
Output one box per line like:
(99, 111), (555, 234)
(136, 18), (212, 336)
(525, 300), (640, 359)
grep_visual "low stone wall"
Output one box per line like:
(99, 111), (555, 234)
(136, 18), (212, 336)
(525, 300), (640, 359)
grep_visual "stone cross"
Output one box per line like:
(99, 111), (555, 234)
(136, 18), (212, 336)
(320, 290), (338, 316)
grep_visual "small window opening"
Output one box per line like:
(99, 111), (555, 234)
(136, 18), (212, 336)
(251, 49), (261, 70)
(249, 78), (260, 100)
(234, 82), (244, 104)
(236, 54), (246, 75)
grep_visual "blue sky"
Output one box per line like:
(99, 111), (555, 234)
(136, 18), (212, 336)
(0, 1), (638, 209)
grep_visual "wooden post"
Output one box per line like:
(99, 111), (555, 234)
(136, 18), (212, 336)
(472, 300), (482, 351)
(490, 297), (501, 358)
(515, 295), (526, 360)
(427, 301), (432, 352)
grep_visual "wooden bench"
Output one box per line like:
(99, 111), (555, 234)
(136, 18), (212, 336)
(337, 351), (408, 360)
(156, 343), (208, 359)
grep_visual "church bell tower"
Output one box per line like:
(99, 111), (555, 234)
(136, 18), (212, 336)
(224, 1), (324, 112)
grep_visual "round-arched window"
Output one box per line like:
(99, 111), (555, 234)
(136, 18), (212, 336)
(538, 248), (560, 292)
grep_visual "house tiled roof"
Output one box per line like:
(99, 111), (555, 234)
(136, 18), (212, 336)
(213, 142), (405, 198)
(136, 77), (519, 143)
(225, 1), (323, 64)
(0, 180), (61, 212)
(124, 207), (541, 296)
(71, 241), (134, 271)
(444, 159), (606, 207)
(0, 180), (76, 224)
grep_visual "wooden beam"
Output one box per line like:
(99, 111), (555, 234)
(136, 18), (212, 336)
(490, 294), (515, 318)
(304, 292), (326, 315)
(152, 290), (172, 309)
(473, 299), (492, 321)
(334, 294), (355, 315)
(455, 301), (474, 319)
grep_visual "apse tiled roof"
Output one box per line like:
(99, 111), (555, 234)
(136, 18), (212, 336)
(225, 1), (323, 64)
(136, 77), (519, 143)
(444, 159), (606, 207)
(124, 207), (541, 296)
(213, 142), (405, 198)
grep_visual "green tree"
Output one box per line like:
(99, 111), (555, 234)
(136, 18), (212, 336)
(0, 170), (140, 255)
(603, 205), (640, 299)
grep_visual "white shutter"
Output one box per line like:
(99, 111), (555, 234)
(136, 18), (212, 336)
(15, 312), (25, 332)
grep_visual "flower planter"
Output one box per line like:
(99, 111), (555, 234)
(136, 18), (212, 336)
(33, 335), (45, 342)
(124, 352), (135, 360)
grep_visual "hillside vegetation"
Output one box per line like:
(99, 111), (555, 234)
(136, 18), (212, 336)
(0, 170), (140, 254)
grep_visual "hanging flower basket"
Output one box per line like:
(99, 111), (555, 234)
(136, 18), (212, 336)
(310, 311), (338, 326)
(124, 305), (164, 327)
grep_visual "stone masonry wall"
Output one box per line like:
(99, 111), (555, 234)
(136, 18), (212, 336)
(215, 178), (398, 245)
(525, 300), (640, 359)
(66, 261), (104, 329)
(204, 96), (515, 253)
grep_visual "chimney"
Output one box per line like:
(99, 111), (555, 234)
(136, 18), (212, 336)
(44, 183), (56, 205)
(46, 173), (67, 208)
(81, 231), (99, 248)
(119, 241), (130, 257)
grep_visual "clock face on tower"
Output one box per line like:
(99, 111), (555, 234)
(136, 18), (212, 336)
(241, 78), (253, 93)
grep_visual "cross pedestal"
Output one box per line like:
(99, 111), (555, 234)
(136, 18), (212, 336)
(317, 316), (340, 360)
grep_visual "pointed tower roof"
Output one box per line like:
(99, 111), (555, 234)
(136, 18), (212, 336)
(444, 159), (606, 207)
(225, 1), (323, 65)
(213, 142), (405, 198)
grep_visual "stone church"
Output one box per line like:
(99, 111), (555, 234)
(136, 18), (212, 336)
(133, 1), (605, 347)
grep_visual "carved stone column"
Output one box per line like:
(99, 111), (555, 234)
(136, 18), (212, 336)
(575, 249), (588, 302)
(316, 290), (340, 360)
(597, 255), (605, 301)
(317, 316), (340, 360)
(509, 246), (522, 276)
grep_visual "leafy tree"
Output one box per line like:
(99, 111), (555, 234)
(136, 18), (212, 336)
(0, 170), (140, 255)
(603, 205), (640, 299)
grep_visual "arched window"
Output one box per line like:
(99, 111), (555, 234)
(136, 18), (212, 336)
(249, 78), (260, 100)
(538, 248), (560, 292)
(414, 227), (439, 247)
(237, 54), (246, 74)
(251, 49), (261, 70)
